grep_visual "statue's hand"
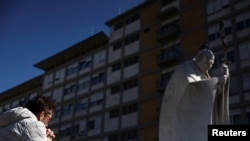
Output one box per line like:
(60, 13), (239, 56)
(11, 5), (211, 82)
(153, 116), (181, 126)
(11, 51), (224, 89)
(218, 75), (228, 84)
(218, 63), (229, 84)
(221, 63), (229, 76)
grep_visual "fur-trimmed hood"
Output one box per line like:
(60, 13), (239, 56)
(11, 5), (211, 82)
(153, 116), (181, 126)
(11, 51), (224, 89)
(0, 107), (37, 127)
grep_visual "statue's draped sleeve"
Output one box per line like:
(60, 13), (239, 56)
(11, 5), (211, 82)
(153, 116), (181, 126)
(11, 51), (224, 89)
(159, 62), (230, 141)
(212, 78), (230, 124)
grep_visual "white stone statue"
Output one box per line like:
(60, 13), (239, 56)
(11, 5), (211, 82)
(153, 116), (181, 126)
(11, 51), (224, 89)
(159, 49), (230, 141)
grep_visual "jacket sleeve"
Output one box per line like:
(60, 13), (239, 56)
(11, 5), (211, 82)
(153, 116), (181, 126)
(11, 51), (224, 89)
(21, 120), (47, 141)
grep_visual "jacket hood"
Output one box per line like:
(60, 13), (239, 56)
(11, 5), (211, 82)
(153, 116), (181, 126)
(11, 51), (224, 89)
(0, 107), (37, 127)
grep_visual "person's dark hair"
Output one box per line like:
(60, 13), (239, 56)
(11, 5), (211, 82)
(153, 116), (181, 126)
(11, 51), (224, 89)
(25, 95), (55, 116)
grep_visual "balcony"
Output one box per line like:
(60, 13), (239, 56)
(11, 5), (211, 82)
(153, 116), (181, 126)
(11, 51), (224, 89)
(156, 25), (180, 42)
(159, 0), (179, 19)
(157, 79), (169, 92)
(157, 46), (181, 66)
(157, 71), (173, 92)
(159, 7), (179, 20)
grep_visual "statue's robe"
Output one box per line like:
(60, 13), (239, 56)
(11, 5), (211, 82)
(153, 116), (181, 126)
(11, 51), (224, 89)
(159, 60), (230, 141)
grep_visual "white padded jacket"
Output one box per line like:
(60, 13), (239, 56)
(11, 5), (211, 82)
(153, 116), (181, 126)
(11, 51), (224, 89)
(0, 107), (47, 141)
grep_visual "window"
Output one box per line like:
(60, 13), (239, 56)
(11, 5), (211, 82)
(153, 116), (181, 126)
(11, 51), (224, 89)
(111, 85), (121, 95)
(75, 99), (88, 111)
(52, 87), (63, 103)
(231, 114), (241, 124)
(230, 77), (238, 94)
(75, 100), (82, 111)
(97, 99), (103, 105)
(108, 134), (118, 141)
(72, 125), (80, 134)
(239, 41), (250, 60)
(66, 66), (78, 76)
(242, 73), (250, 91)
(213, 53), (223, 68)
(89, 99), (103, 107)
(122, 103), (138, 115)
(55, 69), (65, 81)
(54, 109), (61, 118)
(159, 45), (180, 62)
(124, 33), (139, 46)
(208, 20), (232, 42)
(123, 79), (138, 90)
(109, 109), (119, 118)
(113, 41), (123, 50)
(160, 71), (173, 88)
(226, 50), (235, 63)
(126, 13), (140, 25)
(248, 112), (250, 124)
(94, 50), (106, 64)
(91, 72), (105, 85)
(65, 127), (72, 136)
(44, 73), (53, 85)
(79, 60), (92, 70)
(246, 19), (250, 28)
(124, 56), (139, 67)
(222, 20), (232, 36)
(78, 79), (90, 91)
(114, 21), (124, 30)
(112, 62), (121, 72)
(64, 84), (77, 95)
(236, 11), (250, 31)
(207, 25), (217, 42)
(60, 129), (66, 137)
(207, 0), (229, 15)
(224, 26), (232, 35)
(121, 130), (137, 141)
(87, 120), (95, 130)
(213, 50), (235, 68)
(82, 103), (88, 109)
(62, 103), (74, 116)
(237, 21), (245, 30)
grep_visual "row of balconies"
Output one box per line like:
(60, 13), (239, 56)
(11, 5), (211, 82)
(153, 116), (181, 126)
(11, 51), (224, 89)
(157, 1), (180, 92)
(157, 0), (180, 42)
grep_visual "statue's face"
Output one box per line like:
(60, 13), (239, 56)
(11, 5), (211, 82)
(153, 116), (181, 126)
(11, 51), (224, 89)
(198, 55), (214, 73)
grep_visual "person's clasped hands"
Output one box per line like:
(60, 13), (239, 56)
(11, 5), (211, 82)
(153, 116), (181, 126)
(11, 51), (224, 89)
(46, 128), (56, 141)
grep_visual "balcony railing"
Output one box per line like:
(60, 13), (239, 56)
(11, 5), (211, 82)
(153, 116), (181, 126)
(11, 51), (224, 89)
(157, 47), (181, 66)
(156, 25), (180, 42)
(158, 5), (179, 19)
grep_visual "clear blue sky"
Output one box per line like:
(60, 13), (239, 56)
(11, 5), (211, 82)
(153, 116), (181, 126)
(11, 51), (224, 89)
(0, 0), (144, 93)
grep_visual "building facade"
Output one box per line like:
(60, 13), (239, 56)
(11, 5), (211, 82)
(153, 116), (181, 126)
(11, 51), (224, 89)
(0, 0), (250, 141)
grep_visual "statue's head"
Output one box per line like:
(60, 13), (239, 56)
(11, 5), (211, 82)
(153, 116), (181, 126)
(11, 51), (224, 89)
(194, 49), (215, 73)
